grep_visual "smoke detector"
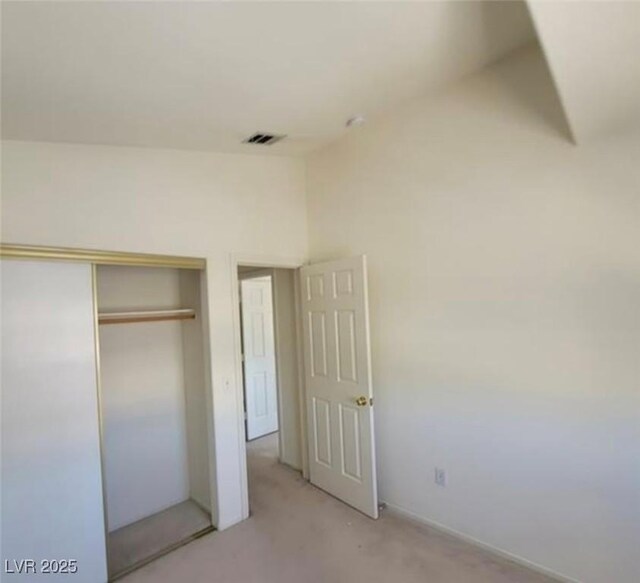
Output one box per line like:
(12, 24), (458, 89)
(346, 115), (366, 128)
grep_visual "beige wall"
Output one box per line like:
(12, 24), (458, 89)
(3, 40), (639, 583)
(179, 269), (213, 512)
(97, 266), (190, 531)
(306, 45), (640, 583)
(272, 268), (303, 470)
(1, 140), (308, 529)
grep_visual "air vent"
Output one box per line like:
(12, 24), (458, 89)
(243, 133), (286, 146)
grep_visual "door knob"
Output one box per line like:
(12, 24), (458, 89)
(355, 396), (368, 407)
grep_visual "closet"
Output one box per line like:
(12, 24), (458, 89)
(1, 247), (214, 583)
(96, 264), (213, 578)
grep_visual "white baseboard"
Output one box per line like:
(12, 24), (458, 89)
(382, 501), (582, 583)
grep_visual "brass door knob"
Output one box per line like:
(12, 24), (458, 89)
(355, 396), (368, 407)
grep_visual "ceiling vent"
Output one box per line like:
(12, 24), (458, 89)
(243, 133), (286, 146)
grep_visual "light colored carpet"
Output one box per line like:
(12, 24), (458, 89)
(121, 434), (555, 583)
(108, 499), (211, 577)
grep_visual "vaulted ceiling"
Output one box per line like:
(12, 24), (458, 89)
(1, 1), (638, 155)
(1, 1), (534, 154)
(528, 0), (640, 143)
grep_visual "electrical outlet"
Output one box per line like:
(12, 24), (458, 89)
(435, 467), (447, 487)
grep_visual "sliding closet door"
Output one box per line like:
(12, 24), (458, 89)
(1, 260), (107, 582)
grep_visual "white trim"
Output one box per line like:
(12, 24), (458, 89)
(382, 502), (581, 583)
(238, 267), (272, 280)
(293, 273), (309, 480)
(234, 253), (305, 270)
(229, 253), (306, 522)
(0, 242), (205, 269)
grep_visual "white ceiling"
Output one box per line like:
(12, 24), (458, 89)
(1, 1), (535, 155)
(528, 1), (640, 143)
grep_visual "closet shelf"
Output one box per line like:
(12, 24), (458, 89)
(98, 308), (196, 325)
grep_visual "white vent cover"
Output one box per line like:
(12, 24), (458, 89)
(243, 133), (286, 146)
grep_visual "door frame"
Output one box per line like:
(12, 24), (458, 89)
(230, 253), (308, 521)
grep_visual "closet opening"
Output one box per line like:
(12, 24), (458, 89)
(95, 264), (214, 580)
(237, 266), (306, 507)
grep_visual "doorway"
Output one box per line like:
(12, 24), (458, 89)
(233, 255), (379, 522)
(237, 266), (305, 474)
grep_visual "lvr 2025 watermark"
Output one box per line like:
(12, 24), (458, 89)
(4, 559), (78, 575)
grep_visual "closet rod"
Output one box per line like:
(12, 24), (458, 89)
(98, 308), (196, 325)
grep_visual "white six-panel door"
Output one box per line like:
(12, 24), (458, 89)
(299, 256), (378, 518)
(241, 276), (279, 440)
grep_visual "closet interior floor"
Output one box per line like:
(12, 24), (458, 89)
(108, 499), (212, 578)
